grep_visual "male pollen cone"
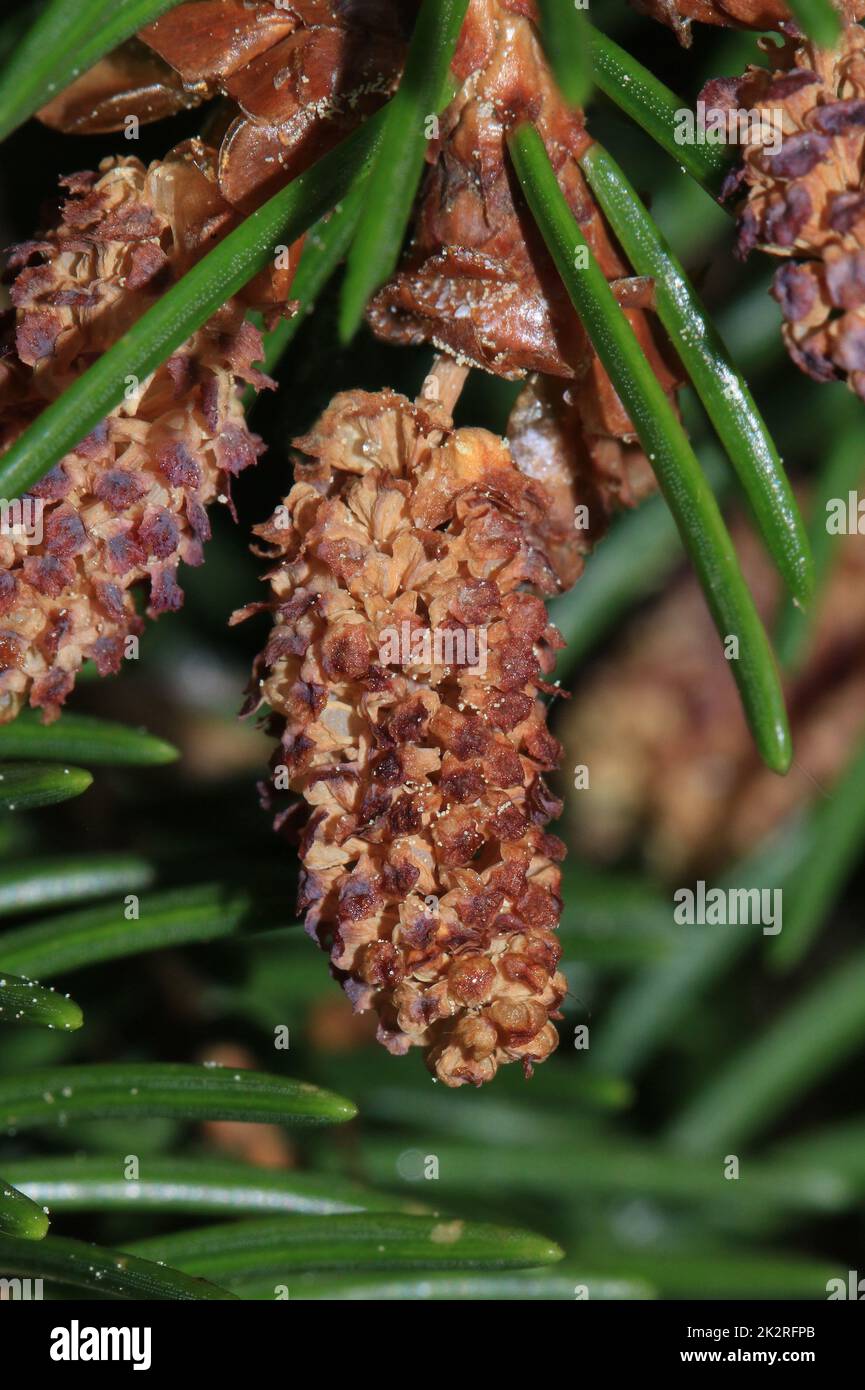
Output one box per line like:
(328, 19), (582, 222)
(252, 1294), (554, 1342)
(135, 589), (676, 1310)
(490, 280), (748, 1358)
(236, 386), (570, 1087)
(707, 23), (865, 397)
(0, 144), (284, 723)
(562, 511), (865, 878)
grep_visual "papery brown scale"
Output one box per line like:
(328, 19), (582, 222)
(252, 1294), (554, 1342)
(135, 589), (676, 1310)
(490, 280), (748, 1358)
(38, 0), (414, 212)
(370, 0), (681, 592)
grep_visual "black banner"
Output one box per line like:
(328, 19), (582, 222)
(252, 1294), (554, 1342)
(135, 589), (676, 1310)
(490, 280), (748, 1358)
(5, 1298), (863, 1374)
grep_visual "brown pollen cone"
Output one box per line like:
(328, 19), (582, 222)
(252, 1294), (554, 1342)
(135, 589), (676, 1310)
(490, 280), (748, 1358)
(709, 23), (865, 396)
(0, 145), (282, 722)
(562, 512), (865, 878)
(236, 382), (569, 1087)
(369, 0), (680, 588)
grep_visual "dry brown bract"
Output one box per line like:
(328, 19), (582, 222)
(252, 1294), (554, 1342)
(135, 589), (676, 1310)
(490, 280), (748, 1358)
(39, 0), (412, 211)
(237, 386), (569, 1087)
(0, 146), (275, 722)
(371, 0), (676, 390)
(710, 23), (865, 396)
(369, 0), (678, 586)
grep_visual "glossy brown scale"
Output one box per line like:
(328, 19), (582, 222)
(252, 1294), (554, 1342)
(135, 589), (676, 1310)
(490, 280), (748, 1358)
(38, 0), (414, 211)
